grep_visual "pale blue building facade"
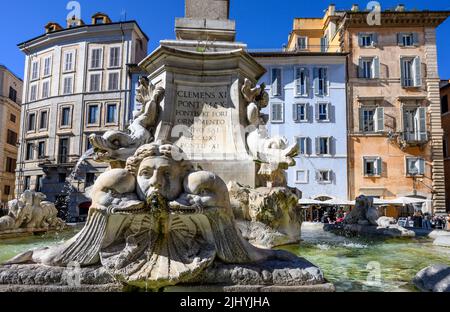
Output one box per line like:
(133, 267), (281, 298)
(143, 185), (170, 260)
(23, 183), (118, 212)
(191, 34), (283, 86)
(252, 52), (348, 200)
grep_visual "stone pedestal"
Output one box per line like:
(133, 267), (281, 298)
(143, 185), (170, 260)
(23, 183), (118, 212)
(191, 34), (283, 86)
(140, 41), (266, 187)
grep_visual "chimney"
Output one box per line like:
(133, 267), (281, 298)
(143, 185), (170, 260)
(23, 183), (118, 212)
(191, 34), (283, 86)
(351, 4), (359, 12)
(395, 4), (406, 12)
(328, 4), (336, 16)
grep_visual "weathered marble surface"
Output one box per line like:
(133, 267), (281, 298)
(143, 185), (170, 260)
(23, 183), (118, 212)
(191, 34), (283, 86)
(413, 265), (450, 292)
(228, 182), (302, 248)
(1, 143), (327, 291)
(0, 191), (65, 234)
(433, 235), (450, 248)
(324, 223), (416, 238)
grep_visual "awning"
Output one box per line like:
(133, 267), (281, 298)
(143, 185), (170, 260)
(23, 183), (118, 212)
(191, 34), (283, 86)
(322, 198), (355, 206)
(373, 197), (427, 206)
(298, 199), (324, 206)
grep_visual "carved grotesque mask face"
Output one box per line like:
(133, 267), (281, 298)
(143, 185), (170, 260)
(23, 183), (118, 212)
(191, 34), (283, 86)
(136, 157), (184, 201)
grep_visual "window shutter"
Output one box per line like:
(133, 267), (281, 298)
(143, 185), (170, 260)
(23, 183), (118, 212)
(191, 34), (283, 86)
(358, 58), (364, 78)
(372, 33), (378, 46)
(315, 103), (319, 121)
(313, 68), (319, 95)
(294, 68), (300, 95)
(315, 137), (320, 155)
(412, 33), (419, 46)
(307, 138), (311, 155)
(373, 57), (380, 79)
(413, 56), (422, 87)
(397, 33), (404, 46)
(400, 58), (406, 87)
(304, 68), (310, 96)
(376, 158), (382, 176)
(330, 137), (335, 156)
(418, 158), (425, 175)
(359, 108), (364, 132)
(293, 104), (298, 122)
(323, 68), (328, 95)
(417, 107), (427, 141)
(358, 33), (363, 47)
(375, 107), (384, 132)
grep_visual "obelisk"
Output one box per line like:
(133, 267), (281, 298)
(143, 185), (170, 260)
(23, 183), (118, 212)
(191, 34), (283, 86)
(175, 0), (235, 41)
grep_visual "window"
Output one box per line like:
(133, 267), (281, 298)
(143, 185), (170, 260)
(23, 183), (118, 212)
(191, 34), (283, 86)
(31, 61), (39, 80)
(316, 103), (330, 122)
(10, 114), (16, 123)
(30, 84), (38, 101)
(403, 107), (427, 142)
(398, 33), (419, 47)
(63, 76), (73, 95)
(24, 177), (31, 191)
(363, 157), (382, 177)
(314, 68), (328, 96)
(295, 67), (309, 96)
(321, 36), (329, 52)
(293, 103), (308, 122)
(87, 105), (99, 124)
(441, 95), (448, 114)
(37, 141), (46, 159)
(94, 17), (104, 24)
(359, 33), (377, 47)
(271, 68), (282, 96)
(43, 57), (52, 76)
(109, 47), (121, 67)
(316, 137), (331, 155)
(36, 175), (43, 192)
(106, 103), (117, 123)
(90, 48), (103, 69)
(406, 157), (425, 176)
(61, 107), (71, 127)
(271, 102), (284, 123)
(358, 57), (380, 79)
(296, 137), (310, 156)
(42, 80), (50, 98)
(317, 170), (332, 184)
(89, 73), (101, 92)
(27, 113), (36, 131)
(360, 107), (384, 133)
(58, 173), (67, 183)
(39, 111), (48, 130)
(295, 170), (308, 184)
(401, 56), (421, 88)
(296, 37), (308, 50)
(59, 138), (69, 163)
(6, 130), (17, 146)
(108, 72), (119, 90)
(4, 185), (11, 196)
(5, 157), (16, 173)
(444, 138), (448, 158)
(85, 173), (96, 187)
(9, 87), (17, 103)
(26, 143), (34, 161)
(64, 51), (74, 72)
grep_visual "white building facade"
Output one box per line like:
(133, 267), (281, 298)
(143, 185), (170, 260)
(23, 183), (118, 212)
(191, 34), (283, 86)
(17, 13), (148, 220)
(252, 52), (349, 201)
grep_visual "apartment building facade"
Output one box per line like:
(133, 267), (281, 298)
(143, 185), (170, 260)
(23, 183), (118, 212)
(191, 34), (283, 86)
(252, 52), (348, 201)
(0, 65), (22, 208)
(441, 80), (450, 211)
(17, 13), (148, 219)
(286, 5), (449, 214)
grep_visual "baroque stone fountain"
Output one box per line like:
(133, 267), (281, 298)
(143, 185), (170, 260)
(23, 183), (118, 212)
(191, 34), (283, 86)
(0, 0), (332, 292)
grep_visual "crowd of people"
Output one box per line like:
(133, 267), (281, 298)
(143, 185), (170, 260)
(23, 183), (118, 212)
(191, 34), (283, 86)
(310, 206), (450, 231)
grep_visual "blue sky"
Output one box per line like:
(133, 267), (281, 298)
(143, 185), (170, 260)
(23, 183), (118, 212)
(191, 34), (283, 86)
(1, 0), (450, 79)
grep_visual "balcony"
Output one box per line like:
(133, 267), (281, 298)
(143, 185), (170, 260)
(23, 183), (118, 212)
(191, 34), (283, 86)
(388, 131), (429, 150)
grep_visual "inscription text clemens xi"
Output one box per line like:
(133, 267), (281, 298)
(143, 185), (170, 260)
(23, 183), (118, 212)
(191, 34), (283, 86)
(174, 85), (232, 158)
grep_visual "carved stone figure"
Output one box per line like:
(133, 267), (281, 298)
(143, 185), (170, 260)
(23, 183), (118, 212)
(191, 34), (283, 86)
(3, 143), (326, 290)
(344, 195), (379, 226)
(0, 191), (65, 232)
(241, 78), (299, 187)
(90, 77), (165, 163)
